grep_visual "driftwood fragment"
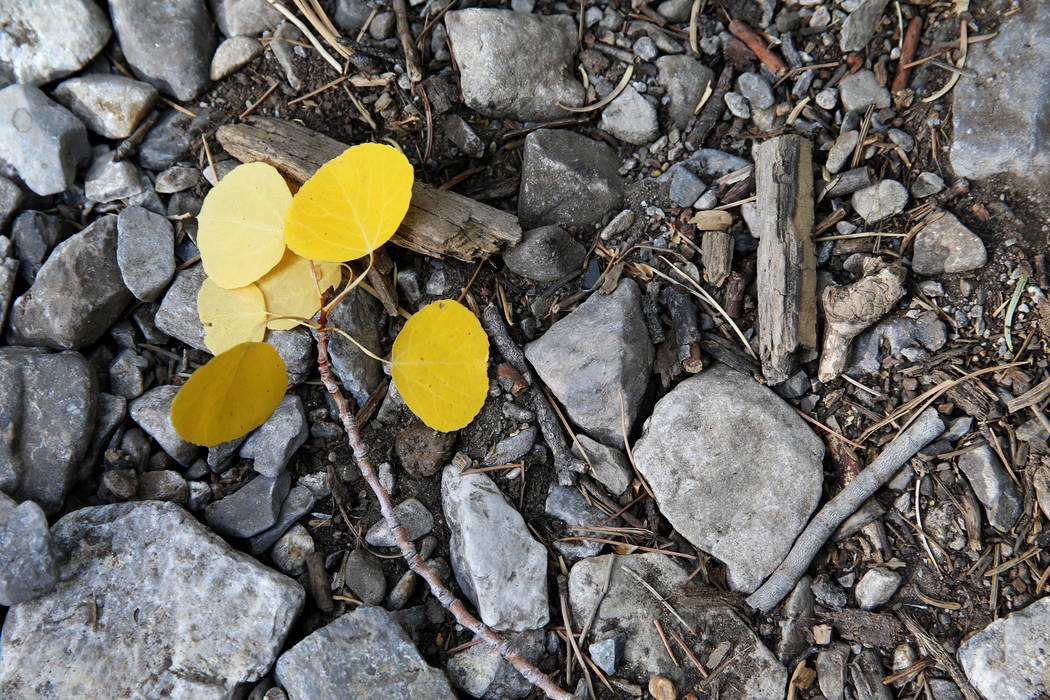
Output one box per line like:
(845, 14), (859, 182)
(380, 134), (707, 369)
(701, 230), (733, 287)
(661, 287), (703, 374)
(215, 116), (521, 261)
(753, 135), (818, 384)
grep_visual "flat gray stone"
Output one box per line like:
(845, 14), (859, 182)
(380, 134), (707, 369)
(911, 171), (945, 198)
(526, 280), (652, 446)
(855, 567), (901, 610)
(211, 0), (283, 38)
(839, 0), (890, 52)
(442, 463), (548, 631)
(137, 108), (212, 170)
(518, 128), (624, 230)
(668, 164), (706, 207)
(503, 226), (586, 282)
(53, 74), (157, 139)
(447, 630), (545, 700)
(211, 36), (264, 80)
(325, 286), (383, 406)
(911, 210), (987, 275)
(600, 86), (658, 145)
(485, 426), (536, 465)
(108, 349), (148, 400)
(205, 470), (291, 539)
(0, 493), (57, 606)
(0, 0), (111, 85)
(958, 444), (1021, 532)
(445, 9), (584, 120)
(365, 498), (434, 547)
(85, 151), (144, 203)
(117, 206), (175, 301)
(240, 395), (308, 478)
(154, 264), (208, 350)
(275, 606), (454, 700)
(656, 55), (714, 129)
(572, 434), (633, 496)
(737, 72), (774, 110)
(827, 130), (859, 175)
(129, 386), (198, 466)
(545, 484), (607, 562)
(247, 484), (317, 553)
(817, 643), (850, 700)
(631, 365), (824, 592)
(0, 84), (90, 196)
(155, 166), (201, 194)
(0, 501), (304, 699)
(958, 596), (1050, 699)
(839, 70), (891, 113)
(342, 546), (386, 605)
(851, 180), (909, 224)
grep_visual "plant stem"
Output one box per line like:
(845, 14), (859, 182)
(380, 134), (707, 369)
(314, 304), (576, 700)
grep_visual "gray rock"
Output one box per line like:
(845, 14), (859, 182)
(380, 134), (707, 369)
(108, 349), (149, 399)
(269, 22), (303, 91)
(247, 484), (317, 553)
(777, 576), (814, 665)
(326, 286), (383, 406)
(827, 130), (859, 174)
(240, 395), (308, 478)
(424, 269), (448, 296)
(656, 55), (714, 129)
(888, 128), (914, 152)
(0, 493), (57, 606)
(600, 86), (659, 145)
(129, 386), (198, 465)
(518, 129), (623, 230)
(0, 257), (15, 330)
(334, 0), (373, 36)
(817, 643), (850, 700)
(0, 178), (21, 231)
(275, 606), (454, 700)
(385, 568), (416, 610)
(848, 313), (946, 375)
(813, 575), (849, 608)
(951, 3), (1050, 183)
(503, 226), (586, 282)
(839, 70), (891, 113)
(572, 434), (633, 496)
(685, 148), (750, 178)
(445, 9), (584, 120)
(0, 501), (304, 699)
(442, 463), (548, 631)
(0, 84), (90, 196)
(589, 633), (626, 676)
(724, 91), (751, 119)
(958, 444), (1021, 532)
(852, 648), (893, 700)
(85, 151), (144, 203)
(10, 210), (67, 283)
(266, 328), (314, 386)
(111, 0), (215, 101)
(137, 108), (212, 170)
(211, 0), (282, 37)
(545, 484), (607, 562)
(854, 567), (901, 610)
(525, 280), (652, 446)
(53, 75), (157, 139)
(816, 87), (839, 110)
(631, 365), (824, 592)
(633, 35), (657, 61)
(211, 36), (264, 80)
(365, 498), (434, 547)
(840, 0), (890, 52)
(270, 523), (313, 576)
(485, 426), (537, 465)
(117, 206), (175, 301)
(668, 164), (706, 207)
(206, 470), (290, 539)
(737, 72), (774, 110)
(0, 0), (111, 85)
(138, 470), (189, 503)
(958, 596), (1050, 699)
(440, 113), (485, 158)
(928, 679), (964, 700)
(154, 264), (208, 349)
(851, 180), (908, 223)
(343, 546), (386, 605)
(155, 166), (201, 193)
(911, 211), (987, 275)
(911, 171), (945, 198)
(447, 630), (545, 700)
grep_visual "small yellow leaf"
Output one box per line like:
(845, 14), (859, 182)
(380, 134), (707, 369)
(171, 342), (287, 447)
(256, 249), (342, 330)
(197, 161), (292, 288)
(198, 278), (268, 354)
(283, 143), (414, 262)
(391, 300), (488, 432)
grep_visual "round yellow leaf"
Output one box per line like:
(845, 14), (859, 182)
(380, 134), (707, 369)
(283, 143), (414, 262)
(197, 161), (292, 288)
(391, 300), (488, 432)
(198, 278), (268, 354)
(256, 250), (342, 330)
(171, 342), (287, 447)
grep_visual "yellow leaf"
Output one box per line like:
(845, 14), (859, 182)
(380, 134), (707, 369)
(283, 143), (414, 262)
(171, 342), (287, 447)
(197, 161), (291, 288)
(256, 249), (342, 330)
(391, 300), (488, 432)
(198, 278), (268, 354)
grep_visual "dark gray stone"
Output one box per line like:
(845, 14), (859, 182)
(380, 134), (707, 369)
(503, 226), (586, 282)
(325, 286), (383, 406)
(911, 211), (987, 275)
(485, 426), (537, 465)
(129, 386), (198, 466)
(656, 55), (714, 129)
(737, 72), (774, 110)
(958, 444), (1021, 532)
(247, 484), (317, 553)
(342, 546), (386, 605)
(84, 151), (144, 203)
(117, 206), (175, 302)
(668, 164), (706, 207)
(0, 492), (57, 606)
(154, 264), (207, 349)
(777, 576), (814, 665)
(108, 349), (149, 400)
(589, 633), (625, 676)
(545, 484), (607, 562)
(10, 210), (68, 283)
(0, 0), (111, 85)
(334, 0), (373, 36)
(205, 471), (290, 539)
(240, 395), (308, 478)
(447, 629), (545, 700)
(0, 84), (90, 196)
(0, 178), (21, 232)
(137, 109), (212, 171)
(840, 0), (890, 52)
(571, 434), (633, 496)
(53, 75), (157, 139)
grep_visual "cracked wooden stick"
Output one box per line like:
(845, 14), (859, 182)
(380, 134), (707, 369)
(746, 407), (944, 612)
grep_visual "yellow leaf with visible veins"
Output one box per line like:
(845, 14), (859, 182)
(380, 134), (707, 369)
(256, 249), (342, 330)
(197, 278), (268, 354)
(391, 300), (488, 432)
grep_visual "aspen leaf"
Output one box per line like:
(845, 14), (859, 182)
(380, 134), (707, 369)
(198, 278), (268, 354)
(391, 300), (488, 432)
(256, 250), (342, 330)
(283, 143), (414, 262)
(170, 342), (287, 447)
(197, 161), (291, 288)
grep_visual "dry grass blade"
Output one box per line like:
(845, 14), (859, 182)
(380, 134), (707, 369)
(558, 65), (635, 113)
(622, 566), (696, 634)
(264, 0), (342, 71)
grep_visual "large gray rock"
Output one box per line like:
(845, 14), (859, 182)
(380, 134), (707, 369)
(600, 86), (659, 145)
(958, 444), (1021, 532)
(117, 205), (175, 302)
(8, 215), (132, 349)
(0, 0), (111, 85)
(240, 395), (308, 478)
(110, 0), (216, 101)
(205, 470), (291, 539)
(839, 0), (890, 52)
(275, 606), (455, 700)
(326, 286), (383, 407)
(445, 9), (584, 120)
(441, 462), (548, 631)
(572, 434), (633, 496)
(10, 210), (68, 283)
(447, 629), (545, 700)
(502, 225), (586, 282)
(526, 280), (652, 446)
(54, 75), (158, 139)
(951, 3), (1050, 183)
(519, 129), (624, 230)
(0, 348), (96, 513)
(129, 385), (198, 466)
(0, 493), (57, 606)
(656, 55), (714, 129)
(0, 84), (90, 196)
(631, 365), (824, 592)
(0, 501), (304, 699)
(211, 0), (283, 37)
(911, 211), (987, 275)
(958, 596), (1050, 699)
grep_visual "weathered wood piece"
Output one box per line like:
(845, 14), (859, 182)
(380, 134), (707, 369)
(700, 230), (733, 287)
(215, 116), (521, 261)
(660, 287), (702, 373)
(753, 134), (818, 384)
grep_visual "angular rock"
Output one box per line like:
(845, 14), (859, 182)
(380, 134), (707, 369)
(503, 225), (586, 282)
(117, 205), (175, 302)
(211, 36), (264, 80)
(526, 280), (652, 446)
(447, 629), (545, 700)
(154, 264), (208, 349)
(572, 434), (633, 496)
(84, 151), (144, 203)
(827, 130), (859, 175)
(247, 484), (317, 553)
(10, 210), (68, 283)
(958, 444), (1021, 532)
(600, 86), (659, 145)
(129, 386), (198, 466)
(685, 148), (750, 178)
(211, 0), (283, 38)
(589, 633), (626, 676)
(737, 72), (774, 110)
(275, 606), (454, 700)
(53, 75), (157, 139)
(442, 462), (548, 630)
(0, 257), (15, 330)
(138, 470), (189, 503)
(545, 484), (607, 562)
(342, 546), (386, 605)
(485, 426), (536, 465)
(0, 501), (304, 699)
(270, 523), (313, 576)
(840, 0), (890, 52)
(0, 493), (57, 606)
(108, 349), (149, 399)
(325, 286), (383, 406)
(137, 108), (212, 170)
(0, 84), (90, 196)
(365, 498), (434, 547)
(911, 211), (987, 275)
(777, 576), (814, 665)
(656, 56), (714, 129)
(668, 164), (706, 207)
(817, 643), (850, 700)
(155, 166), (201, 193)
(855, 567), (901, 610)
(632, 365), (824, 592)
(518, 128), (624, 230)
(396, 418), (457, 478)
(445, 9), (584, 120)
(110, 0), (216, 101)
(958, 596), (1050, 699)
(851, 180), (908, 224)
(0, 0), (111, 85)
(0, 178), (21, 231)
(911, 172), (945, 199)
(240, 395), (308, 478)
(839, 70), (891, 113)
(205, 470), (291, 539)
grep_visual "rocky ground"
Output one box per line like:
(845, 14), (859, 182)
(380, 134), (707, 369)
(1, 0), (1050, 698)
